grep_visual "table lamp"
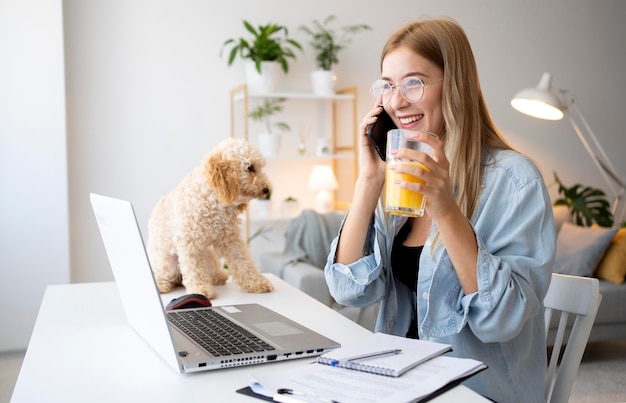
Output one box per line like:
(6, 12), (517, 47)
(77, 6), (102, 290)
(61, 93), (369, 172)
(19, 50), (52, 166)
(308, 164), (339, 213)
(511, 72), (625, 225)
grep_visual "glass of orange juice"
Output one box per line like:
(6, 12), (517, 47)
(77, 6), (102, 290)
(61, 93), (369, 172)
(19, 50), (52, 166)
(384, 129), (438, 217)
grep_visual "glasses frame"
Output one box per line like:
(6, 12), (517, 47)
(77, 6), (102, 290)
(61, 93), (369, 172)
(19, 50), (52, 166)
(369, 76), (443, 105)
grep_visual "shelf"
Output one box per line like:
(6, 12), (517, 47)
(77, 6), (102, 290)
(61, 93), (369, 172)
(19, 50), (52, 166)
(263, 153), (354, 160)
(230, 84), (357, 239)
(232, 91), (355, 102)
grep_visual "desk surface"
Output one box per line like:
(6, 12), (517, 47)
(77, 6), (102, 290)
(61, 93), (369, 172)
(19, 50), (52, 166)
(11, 274), (487, 403)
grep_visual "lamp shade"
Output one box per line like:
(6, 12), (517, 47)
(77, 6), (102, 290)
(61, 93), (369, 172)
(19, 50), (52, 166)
(308, 165), (338, 213)
(511, 72), (565, 120)
(308, 165), (338, 191)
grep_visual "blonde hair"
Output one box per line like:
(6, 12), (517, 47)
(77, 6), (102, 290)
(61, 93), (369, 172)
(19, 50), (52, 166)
(381, 17), (513, 220)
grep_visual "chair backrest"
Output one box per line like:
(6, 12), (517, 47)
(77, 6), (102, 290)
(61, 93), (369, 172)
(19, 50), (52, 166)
(544, 273), (602, 403)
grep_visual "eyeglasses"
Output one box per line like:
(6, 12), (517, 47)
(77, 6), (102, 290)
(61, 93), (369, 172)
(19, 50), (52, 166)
(369, 76), (443, 105)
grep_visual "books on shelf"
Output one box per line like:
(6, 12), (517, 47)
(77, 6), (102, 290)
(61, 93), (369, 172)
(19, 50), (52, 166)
(239, 332), (487, 403)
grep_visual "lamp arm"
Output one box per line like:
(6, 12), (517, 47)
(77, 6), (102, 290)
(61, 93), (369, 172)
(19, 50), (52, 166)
(570, 101), (625, 189)
(612, 190), (625, 226)
(565, 108), (625, 192)
(566, 105), (626, 225)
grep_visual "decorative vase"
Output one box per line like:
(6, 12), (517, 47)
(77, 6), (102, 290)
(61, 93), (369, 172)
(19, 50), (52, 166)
(257, 133), (281, 157)
(316, 137), (331, 156)
(245, 61), (279, 94)
(310, 70), (336, 95)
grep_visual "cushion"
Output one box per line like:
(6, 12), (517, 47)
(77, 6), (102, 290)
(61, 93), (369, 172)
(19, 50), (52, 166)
(553, 222), (618, 277)
(552, 205), (572, 234)
(594, 228), (626, 284)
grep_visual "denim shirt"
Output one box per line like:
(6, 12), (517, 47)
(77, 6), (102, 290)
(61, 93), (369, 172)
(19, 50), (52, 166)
(324, 149), (556, 403)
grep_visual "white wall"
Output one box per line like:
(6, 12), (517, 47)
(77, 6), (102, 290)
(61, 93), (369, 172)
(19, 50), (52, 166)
(65, 0), (626, 285)
(0, 0), (69, 351)
(3, 0), (625, 350)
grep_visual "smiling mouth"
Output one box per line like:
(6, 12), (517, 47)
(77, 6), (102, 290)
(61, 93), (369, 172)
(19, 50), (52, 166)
(399, 114), (423, 125)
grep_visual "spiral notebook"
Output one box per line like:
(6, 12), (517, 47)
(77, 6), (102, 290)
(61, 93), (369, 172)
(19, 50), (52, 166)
(241, 335), (487, 403)
(316, 332), (452, 377)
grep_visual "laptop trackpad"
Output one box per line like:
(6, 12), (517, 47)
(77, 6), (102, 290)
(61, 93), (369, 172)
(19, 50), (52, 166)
(254, 321), (304, 336)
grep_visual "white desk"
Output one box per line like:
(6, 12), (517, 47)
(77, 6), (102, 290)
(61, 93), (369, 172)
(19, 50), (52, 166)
(11, 274), (487, 402)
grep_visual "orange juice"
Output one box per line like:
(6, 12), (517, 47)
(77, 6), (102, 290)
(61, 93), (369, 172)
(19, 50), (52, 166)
(385, 161), (428, 217)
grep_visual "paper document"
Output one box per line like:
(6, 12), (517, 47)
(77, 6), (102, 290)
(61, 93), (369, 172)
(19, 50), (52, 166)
(249, 355), (486, 403)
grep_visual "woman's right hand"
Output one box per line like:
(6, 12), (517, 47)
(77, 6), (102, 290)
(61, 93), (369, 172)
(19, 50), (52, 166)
(359, 100), (387, 181)
(335, 101), (387, 265)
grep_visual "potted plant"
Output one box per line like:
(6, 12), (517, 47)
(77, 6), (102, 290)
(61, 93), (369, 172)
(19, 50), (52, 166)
(553, 172), (614, 227)
(249, 97), (290, 157)
(281, 196), (300, 218)
(221, 20), (302, 93)
(299, 15), (371, 94)
(253, 187), (272, 218)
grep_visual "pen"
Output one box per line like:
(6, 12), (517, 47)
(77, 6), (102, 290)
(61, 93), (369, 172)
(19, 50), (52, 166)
(332, 348), (402, 366)
(274, 388), (340, 403)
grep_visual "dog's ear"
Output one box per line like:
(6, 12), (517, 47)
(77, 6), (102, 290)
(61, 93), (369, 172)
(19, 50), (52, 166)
(205, 155), (240, 206)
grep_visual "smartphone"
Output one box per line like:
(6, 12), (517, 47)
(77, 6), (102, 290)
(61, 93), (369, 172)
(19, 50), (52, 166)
(366, 108), (397, 161)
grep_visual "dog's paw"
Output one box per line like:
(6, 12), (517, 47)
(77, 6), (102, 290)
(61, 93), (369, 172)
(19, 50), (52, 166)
(239, 274), (274, 294)
(212, 268), (230, 285)
(156, 280), (175, 294)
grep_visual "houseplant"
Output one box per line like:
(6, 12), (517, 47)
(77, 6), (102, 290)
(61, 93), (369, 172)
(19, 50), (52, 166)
(281, 196), (300, 218)
(221, 20), (302, 93)
(249, 97), (290, 157)
(299, 15), (371, 94)
(553, 172), (614, 227)
(253, 187), (272, 218)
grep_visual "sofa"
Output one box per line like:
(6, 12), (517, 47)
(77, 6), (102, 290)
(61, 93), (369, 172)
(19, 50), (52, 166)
(261, 208), (626, 341)
(259, 209), (340, 305)
(551, 206), (626, 343)
(259, 209), (378, 330)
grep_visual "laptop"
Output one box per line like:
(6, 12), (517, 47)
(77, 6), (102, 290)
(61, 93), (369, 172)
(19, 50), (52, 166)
(89, 193), (340, 373)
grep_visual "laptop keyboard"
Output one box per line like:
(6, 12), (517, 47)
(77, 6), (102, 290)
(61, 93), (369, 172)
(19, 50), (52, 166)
(167, 309), (275, 357)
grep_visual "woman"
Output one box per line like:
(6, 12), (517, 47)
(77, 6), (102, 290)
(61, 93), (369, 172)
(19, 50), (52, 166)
(324, 17), (556, 402)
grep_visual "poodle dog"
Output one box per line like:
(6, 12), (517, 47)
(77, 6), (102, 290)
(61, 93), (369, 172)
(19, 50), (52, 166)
(147, 138), (273, 299)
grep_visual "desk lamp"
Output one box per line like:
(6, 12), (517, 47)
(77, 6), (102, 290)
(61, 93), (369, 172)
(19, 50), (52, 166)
(511, 72), (626, 225)
(308, 164), (338, 213)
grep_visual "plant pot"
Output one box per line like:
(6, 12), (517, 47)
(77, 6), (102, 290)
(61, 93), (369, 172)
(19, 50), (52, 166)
(253, 199), (271, 218)
(245, 61), (279, 94)
(257, 133), (281, 157)
(281, 200), (300, 218)
(310, 70), (336, 95)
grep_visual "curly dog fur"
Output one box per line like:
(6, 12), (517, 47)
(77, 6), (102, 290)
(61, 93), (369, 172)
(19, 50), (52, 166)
(147, 138), (273, 298)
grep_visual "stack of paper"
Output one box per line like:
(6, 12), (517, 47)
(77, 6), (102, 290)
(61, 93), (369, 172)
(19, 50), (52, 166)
(242, 332), (487, 403)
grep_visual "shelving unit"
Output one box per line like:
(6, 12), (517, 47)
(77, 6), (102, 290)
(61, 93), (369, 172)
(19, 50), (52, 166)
(229, 84), (358, 239)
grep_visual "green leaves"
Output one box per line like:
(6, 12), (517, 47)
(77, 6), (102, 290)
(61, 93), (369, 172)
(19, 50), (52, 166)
(221, 20), (302, 73)
(248, 98), (290, 134)
(300, 15), (371, 71)
(247, 225), (272, 244)
(554, 172), (614, 227)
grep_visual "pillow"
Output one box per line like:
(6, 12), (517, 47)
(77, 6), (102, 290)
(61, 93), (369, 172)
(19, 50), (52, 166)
(552, 205), (572, 234)
(553, 222), (618, 277)
(594, 228), (626, 284)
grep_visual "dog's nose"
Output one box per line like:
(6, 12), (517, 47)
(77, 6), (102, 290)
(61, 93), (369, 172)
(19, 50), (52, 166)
(262, 187), (270, 195)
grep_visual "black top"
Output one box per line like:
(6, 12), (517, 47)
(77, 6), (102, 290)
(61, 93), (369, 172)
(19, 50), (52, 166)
(391, 221), (422, 292)
(390, 220), (423, 339)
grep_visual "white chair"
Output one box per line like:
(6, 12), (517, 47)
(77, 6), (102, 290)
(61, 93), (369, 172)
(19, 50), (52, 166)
(544, 273), (602, 403)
